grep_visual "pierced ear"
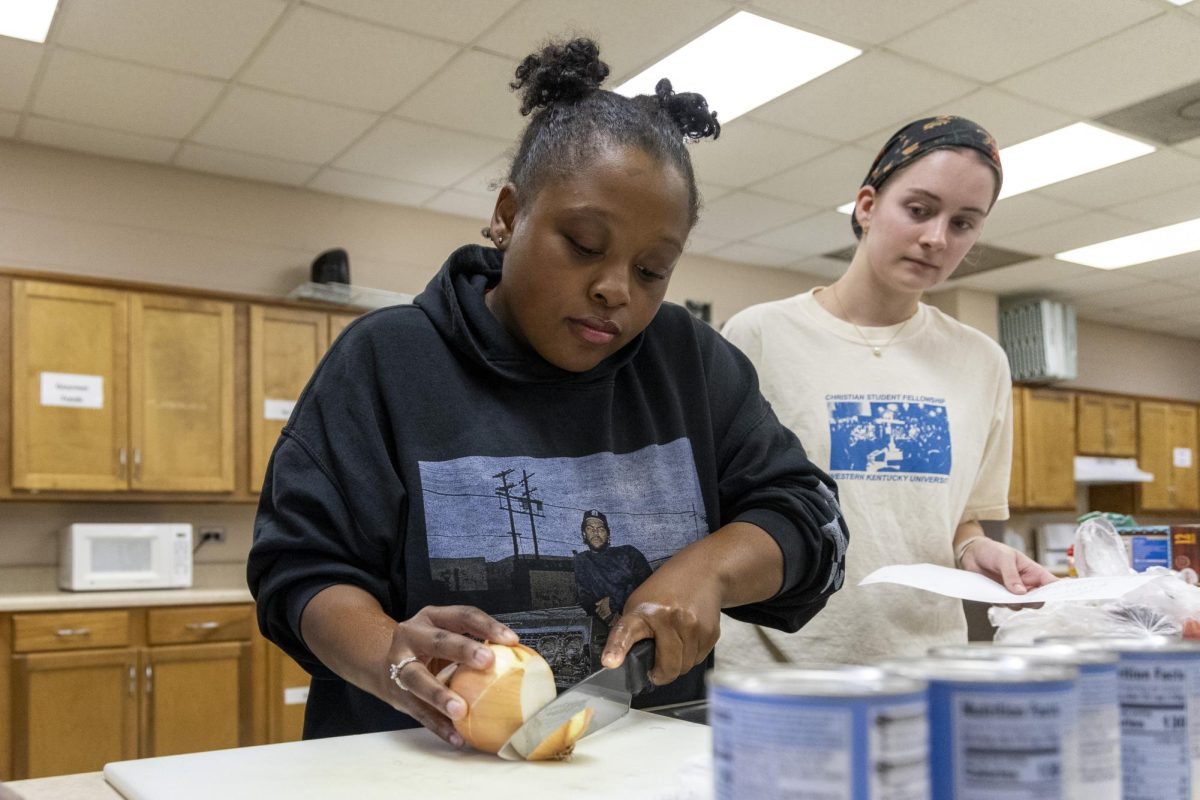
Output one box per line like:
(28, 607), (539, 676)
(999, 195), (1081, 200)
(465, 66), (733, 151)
(488, 183), (518, 249)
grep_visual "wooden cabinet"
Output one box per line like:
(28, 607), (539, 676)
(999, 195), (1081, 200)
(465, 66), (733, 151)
(6, 604), (257, 779)
(11, 281), (235, 493)
(249, 306), (329, 492)
(328, 312), (359, 346)
(1009, 386), (1025, 508)
(1012, 387), (1077, 509)
(1137, 401), (1199, 513)
(266, 643), (310, 744)
(1076, 393), (1137, 456)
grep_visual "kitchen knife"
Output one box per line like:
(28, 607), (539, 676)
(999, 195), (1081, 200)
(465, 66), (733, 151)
(497, 638), (656, 761)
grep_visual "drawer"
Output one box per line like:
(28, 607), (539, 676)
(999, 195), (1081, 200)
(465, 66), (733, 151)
(147, 604), (253, 645)
(13, 610), (131, 653)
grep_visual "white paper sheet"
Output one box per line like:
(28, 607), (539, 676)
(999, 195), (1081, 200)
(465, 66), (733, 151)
(859, 563), (1158, 604)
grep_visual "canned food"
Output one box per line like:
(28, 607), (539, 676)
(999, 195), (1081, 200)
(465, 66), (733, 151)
(880, 655), (1079, 800)
(929, 642), (1120, 800)
(709, 665), (929, 800)
(1040, 635), (1200, 800)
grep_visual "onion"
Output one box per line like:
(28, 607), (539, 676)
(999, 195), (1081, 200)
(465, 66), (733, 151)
(449, 642), (592, 759)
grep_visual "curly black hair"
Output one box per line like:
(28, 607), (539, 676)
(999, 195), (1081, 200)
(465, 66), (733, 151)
(504, 37), (719, 227)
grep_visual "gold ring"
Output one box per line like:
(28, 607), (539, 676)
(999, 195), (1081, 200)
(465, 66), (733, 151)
(388, 656), (420, 691)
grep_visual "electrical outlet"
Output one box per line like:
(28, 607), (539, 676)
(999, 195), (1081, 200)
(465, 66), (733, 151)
(198, 526), (225, 544)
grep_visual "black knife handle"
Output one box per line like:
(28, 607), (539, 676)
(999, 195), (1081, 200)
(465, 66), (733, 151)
(625, 639), (656, 696)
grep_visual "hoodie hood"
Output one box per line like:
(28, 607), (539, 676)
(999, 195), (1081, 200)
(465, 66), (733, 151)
(414, 244), (645, 384)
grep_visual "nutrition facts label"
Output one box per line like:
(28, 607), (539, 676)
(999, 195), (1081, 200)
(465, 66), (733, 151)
(1076, 665), (1121, 799)
(712, 691), (928, 800)
(1118, 655), (1200, 800)
(950, 688), (1076, 800)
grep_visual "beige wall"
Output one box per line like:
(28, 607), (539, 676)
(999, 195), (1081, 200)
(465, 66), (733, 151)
(1062, 319), (1200, 402)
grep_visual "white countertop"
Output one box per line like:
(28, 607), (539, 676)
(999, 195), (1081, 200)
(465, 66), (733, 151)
(5, 772), (119, 800)
(0, 564), (252, 612)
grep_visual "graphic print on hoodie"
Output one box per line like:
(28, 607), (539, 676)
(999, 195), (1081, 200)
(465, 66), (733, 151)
(422, 438), (705, 684)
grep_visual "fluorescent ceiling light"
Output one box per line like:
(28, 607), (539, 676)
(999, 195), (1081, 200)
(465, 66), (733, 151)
(833, 121), (1153, 212)
(997, 122), (1153, 199)
(1056, 217), (1200, 269)
(836, 201), (856, 215)
(616, 12), (860, 124)
(1167, 0), (1194, 6)
(0, 0), (59, 43)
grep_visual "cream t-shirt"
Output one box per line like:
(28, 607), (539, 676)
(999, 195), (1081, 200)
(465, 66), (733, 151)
(717, 289), (1012, 666)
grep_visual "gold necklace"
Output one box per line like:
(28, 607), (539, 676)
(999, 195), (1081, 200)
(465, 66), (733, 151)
(828, 284), (914, 358)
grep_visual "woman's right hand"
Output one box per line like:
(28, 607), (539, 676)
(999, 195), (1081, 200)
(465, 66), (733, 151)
(381, 605), (519, 747)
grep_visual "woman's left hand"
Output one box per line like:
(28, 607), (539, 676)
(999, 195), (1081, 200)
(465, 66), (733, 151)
(960, 537), (1057, 603)
(599, 563), (723, 687)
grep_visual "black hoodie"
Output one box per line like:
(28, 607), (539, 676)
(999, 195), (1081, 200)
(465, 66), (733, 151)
(249, 245), (848, 739)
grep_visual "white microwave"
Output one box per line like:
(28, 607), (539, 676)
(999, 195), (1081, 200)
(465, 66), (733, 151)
(59, 523), (193, 591)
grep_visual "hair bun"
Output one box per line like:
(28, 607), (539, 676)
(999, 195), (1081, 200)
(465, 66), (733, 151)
(510, 38), (609, 116)
(654, 78), (720, 142)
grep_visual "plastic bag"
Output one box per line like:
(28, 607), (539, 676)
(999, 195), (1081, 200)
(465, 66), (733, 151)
(990, 600), (1179, 643)
(1073, 516), (1133, 577)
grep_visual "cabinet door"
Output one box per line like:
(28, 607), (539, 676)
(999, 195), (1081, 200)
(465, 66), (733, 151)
(1075, 394), (1107, 455)
(1169, 404), (1199, 510)
(1106, 397), (1138, 457)
(11, 281), (129, 490)
(1022, 389), (1076, 509)
(1138, 402), (1173, 512)
(12, 648), (139, 778)
(142, 642), (251, 758)
(129, 293), (235, 492)
(328, 312), (359, 348)
(1009, 387), (1025, 508)
(267, 643), (309, 744)
(249, 306), (328, 493)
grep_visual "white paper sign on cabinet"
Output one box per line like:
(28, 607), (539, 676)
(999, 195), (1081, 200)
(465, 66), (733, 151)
(263, 398), (296, 421)
(1175, 447), (1194, 469)
(40, 372), (103, 409)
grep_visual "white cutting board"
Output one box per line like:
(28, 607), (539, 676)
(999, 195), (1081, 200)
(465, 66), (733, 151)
(104, 710), (710, 800)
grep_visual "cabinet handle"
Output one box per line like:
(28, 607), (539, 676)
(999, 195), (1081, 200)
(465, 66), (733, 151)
(118, 447), (127, 479)
(145, 664), (153, 694)
(54, 627), (91, 637)
(133, 448), (142, 480)
(129, 665), (136, 697)
(185, 621), (220, 631)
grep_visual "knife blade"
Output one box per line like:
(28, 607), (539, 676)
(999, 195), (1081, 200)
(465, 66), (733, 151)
(497, 638), (656, 761)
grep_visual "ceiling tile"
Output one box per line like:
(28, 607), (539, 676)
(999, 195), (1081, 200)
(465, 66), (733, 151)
(692, 191), (816, 240)
(991, 213), (1152, 255)
(475, 0), (732, 80)
(0, 37), (43, 110)
(683, 232), (732, 255)
(750, 211), (856, 257)
(307, 0), (521, 43)
(946, 257), (1095, 293)
(750, 51), (976, 142)
(193, 86), (378, 163)
(698, 182), (734, 205)
(395, 50), (525, 140)
(709, 241), (803, 268)
(750, 145), (875, 207)
(334, 118), (508, 185)
(901, 87), (1075, 150)
(32, 50), (224, 139)
(240, 6), (459, 111)
(0, 109), (18, 138)
(175, 143), (319, 186)
(888, 0), (1160, 83)
(1108, 183), (1200, 226)
(423, 189), (497, 221)
(1037, 149), (1200, 209)
(1067, 280), (1188, 311)
(691, 118), (837, 188)
(455, 156), (509, 194)
(22, 117), (177, 163)
(55, 0), (286, 79)
(1131, 291), (1200, 317)
(309, 168), (440, 206)
(1119, 252), (1200, 282)
(999, 14), (1200, 117)
(1179, 137), (1200, 158)
(747, 0), (967, 47)
(1035, 269), (1152, 298)
(980, 194), (1087, 239)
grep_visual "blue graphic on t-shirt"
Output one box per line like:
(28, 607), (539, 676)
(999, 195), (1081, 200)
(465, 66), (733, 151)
(828, 398), (951, 477)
